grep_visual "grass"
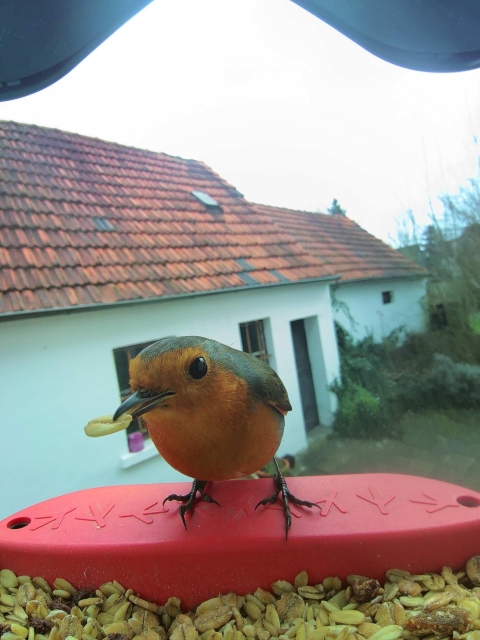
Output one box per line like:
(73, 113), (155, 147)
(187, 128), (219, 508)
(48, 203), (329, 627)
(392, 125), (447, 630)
(469, 312), (480, 335)
(295, 409), (480, 492)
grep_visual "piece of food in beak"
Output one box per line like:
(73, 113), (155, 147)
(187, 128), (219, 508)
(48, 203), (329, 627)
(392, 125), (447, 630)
(84, 413), (132, 437)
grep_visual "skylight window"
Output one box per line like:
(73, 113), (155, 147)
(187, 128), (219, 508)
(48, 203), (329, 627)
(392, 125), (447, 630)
(92, 217), (115, 231)
(191, 190), (220, 208)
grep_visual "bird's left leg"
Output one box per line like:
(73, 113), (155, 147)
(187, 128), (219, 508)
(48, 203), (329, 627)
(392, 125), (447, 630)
(255, 457), (321, 539)
(162, 480), (220, 530)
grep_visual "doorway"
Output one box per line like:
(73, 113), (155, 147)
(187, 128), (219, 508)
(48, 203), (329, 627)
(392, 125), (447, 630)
(290, 319), (320, 432)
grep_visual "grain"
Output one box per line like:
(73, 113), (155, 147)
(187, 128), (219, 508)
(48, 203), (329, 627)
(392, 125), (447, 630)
(466, 558), (480, 587)
(3, 558), (480, 640)
(329, 612), (365, 625)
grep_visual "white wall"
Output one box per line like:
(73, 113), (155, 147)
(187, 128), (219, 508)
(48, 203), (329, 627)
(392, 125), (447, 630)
(0, 282), (339, 519)
(333, 277), (427, 342)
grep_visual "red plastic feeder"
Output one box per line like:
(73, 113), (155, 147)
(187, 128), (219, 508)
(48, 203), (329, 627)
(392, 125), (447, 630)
(1, 474), (480, 609)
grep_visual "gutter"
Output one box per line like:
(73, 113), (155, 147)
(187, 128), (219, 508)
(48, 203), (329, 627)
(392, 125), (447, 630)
(0, 274), (341, 323)
(334, 272), (429, 286)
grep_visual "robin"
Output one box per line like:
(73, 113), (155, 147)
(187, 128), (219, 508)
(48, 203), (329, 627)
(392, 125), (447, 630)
(113, 336), (320, 538)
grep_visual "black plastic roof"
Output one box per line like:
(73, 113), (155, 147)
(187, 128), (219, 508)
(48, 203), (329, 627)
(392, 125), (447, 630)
(0, 0), (152, 102)
(1, 0), (480, 102)
(293, 0), (480, 73)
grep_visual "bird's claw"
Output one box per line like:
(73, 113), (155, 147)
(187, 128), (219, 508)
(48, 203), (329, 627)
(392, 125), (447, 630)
(255, 491), (280, 508)
(163, 479), (220, 530)
(256, 458), (321, 540)
(200, 494), (221, 506)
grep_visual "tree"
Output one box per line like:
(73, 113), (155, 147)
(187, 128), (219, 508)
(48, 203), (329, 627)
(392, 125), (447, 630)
(422, 223), (450, 276)
(392, 209), (422, 249)
(327, 198), (346, 216)
(424, 178), (480, 330)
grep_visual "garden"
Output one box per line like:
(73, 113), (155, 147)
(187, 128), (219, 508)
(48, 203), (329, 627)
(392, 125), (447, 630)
(298, 179), (480, 490)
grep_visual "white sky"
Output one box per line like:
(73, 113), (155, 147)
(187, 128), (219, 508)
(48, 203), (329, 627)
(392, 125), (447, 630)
(1, 0), (480, 244)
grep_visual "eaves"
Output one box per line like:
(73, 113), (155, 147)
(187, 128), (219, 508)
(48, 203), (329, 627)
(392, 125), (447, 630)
(0, 274), (341, 323)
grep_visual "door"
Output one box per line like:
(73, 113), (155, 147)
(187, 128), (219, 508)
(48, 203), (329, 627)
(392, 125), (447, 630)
(290, 319), (320, 431)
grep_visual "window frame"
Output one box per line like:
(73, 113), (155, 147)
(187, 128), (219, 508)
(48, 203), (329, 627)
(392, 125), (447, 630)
(113, 339), (159, 445)
(240, 319), (270, 363)
(382, 290), (393, 305)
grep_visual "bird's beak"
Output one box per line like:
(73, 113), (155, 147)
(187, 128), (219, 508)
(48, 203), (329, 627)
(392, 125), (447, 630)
(113, 389), (175, 421)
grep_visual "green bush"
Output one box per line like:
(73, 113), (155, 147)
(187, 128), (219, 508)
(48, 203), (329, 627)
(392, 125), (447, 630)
(331, 321), (480, 441)
(334, 384), (389, 439)
(391, 324), (480, 368)
(397, 353), (480, 411)
(334, 323), (393, 394)
(332, 323), (403, 439)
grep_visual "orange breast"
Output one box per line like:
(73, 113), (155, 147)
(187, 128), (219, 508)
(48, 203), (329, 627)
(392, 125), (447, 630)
(143, 380), (283, 481)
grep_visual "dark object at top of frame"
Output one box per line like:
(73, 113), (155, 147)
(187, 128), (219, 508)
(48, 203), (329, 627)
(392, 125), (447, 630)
(1, 0), (480, 102)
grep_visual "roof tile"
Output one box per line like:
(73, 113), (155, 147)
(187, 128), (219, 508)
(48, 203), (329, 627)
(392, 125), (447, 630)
(1, 120), (418, 317)
(252, 203), (427, 283)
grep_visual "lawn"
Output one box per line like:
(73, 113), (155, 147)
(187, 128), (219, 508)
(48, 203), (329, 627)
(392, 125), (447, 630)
(296, 409), (480, 491)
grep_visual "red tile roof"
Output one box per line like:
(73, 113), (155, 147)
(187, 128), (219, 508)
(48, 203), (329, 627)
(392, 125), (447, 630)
(252, 203), (427, 283)
(0, 121), (337, 316)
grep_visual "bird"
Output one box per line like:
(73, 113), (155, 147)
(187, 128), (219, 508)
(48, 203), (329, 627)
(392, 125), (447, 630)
(113, 335), (320, 538)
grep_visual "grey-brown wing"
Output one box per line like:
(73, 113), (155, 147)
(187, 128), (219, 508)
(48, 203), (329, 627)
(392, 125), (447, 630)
(207, 338), (292, 415)
(261, 367), (292, 415)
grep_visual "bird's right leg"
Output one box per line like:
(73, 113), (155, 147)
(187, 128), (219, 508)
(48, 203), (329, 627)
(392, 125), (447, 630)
(162, 480), (220, 530)
(255, 458), (321, 539)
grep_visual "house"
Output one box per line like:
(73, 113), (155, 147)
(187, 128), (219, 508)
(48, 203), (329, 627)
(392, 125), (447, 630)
(253, 204), (428, 342)
(0, 121), (341, 519)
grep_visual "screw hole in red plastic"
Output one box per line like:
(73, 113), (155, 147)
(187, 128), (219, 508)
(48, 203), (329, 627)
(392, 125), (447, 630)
(457, 495), (480, 507)
(6, 517), (31, 529)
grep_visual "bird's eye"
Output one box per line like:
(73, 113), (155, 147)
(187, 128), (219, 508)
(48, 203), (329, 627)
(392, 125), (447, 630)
(189, 356), (208, 379)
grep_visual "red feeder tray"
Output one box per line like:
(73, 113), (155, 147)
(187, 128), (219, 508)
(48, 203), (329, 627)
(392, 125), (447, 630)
(1, 474), (480, 609)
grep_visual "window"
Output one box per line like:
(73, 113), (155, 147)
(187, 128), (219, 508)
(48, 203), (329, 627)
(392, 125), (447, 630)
(113, 339), (159, 450)
(92, 217), (115, 231)
(191, 190), (219, 207)
(191, 190), (223, 212)
(382, 290), (393, 304)
(240, 320), (269, 363)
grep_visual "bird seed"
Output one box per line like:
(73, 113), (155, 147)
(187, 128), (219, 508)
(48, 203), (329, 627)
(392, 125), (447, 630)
(2, 558), (480, 640)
